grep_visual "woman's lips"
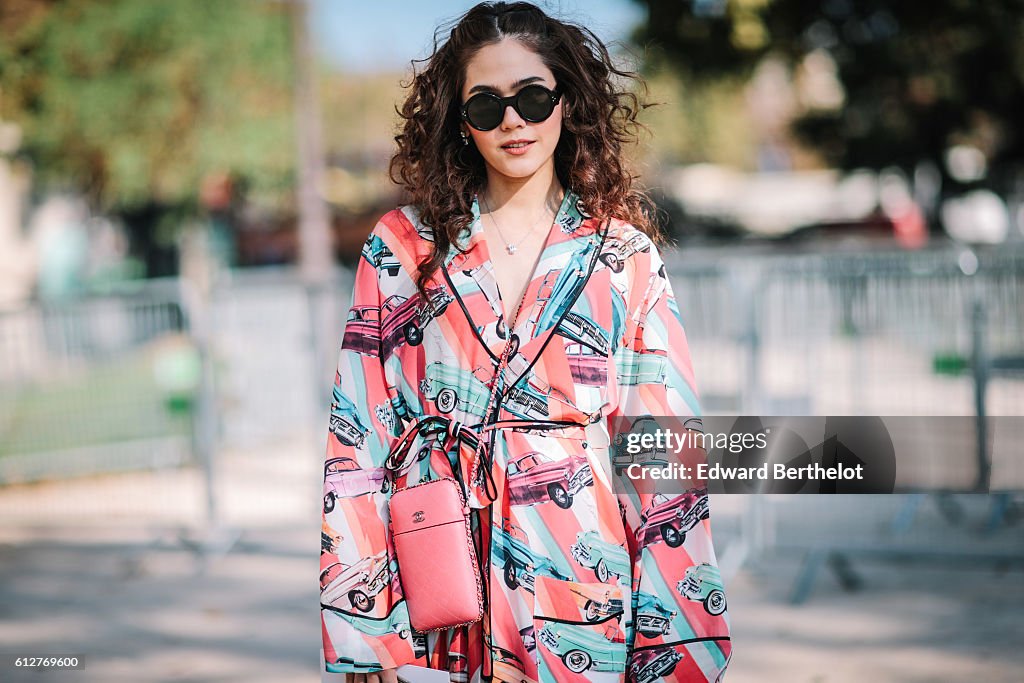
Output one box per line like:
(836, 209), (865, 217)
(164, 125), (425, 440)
(501, 140), (534, 155)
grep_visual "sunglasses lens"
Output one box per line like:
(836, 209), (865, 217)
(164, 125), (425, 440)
(463, 86), (558, 130)
(517, 85), (555, 121)
(465, 94), (502, 130)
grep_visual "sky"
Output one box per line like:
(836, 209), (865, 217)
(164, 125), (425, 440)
(309, 0), (646, 73)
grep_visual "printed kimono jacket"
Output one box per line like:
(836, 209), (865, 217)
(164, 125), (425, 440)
(320, 189), (732, 682)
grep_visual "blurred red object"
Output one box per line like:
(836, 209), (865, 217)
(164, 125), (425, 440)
(891, 202), (928, 249)
(200, 171), (234, 211)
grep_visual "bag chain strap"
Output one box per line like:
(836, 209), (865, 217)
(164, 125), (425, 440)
(469, 292), (528, 494)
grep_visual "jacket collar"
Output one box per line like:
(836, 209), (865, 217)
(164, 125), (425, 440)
(446, 188), (594, 268)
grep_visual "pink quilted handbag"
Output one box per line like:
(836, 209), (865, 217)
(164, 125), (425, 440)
(388, 475), (484, 631)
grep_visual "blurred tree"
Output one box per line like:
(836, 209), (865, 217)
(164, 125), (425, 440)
(632, 0), (1024, 184)
(0, 0), (296, 273)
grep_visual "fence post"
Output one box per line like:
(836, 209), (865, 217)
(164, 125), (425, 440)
(176, 276), (240, 572)
(729, 263), (763, 415)
(970, 298), (991, 492)
(735, 262), (768, 569)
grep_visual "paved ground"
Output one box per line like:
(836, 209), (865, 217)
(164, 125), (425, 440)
(1, 434), (1022, 682)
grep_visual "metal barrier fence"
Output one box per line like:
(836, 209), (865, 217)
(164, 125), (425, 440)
(665, 242), (1024, 601)
(0, 266), (352, 532)
(668, 243), (1024, 418)
(0, 280), (198, 486)
(205, 266), (339, 449)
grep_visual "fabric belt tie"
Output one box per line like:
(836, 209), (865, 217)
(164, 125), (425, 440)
(385, 414), (593, 508)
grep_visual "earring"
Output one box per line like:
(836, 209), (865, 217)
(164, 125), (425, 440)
(460, 131), (470, 146)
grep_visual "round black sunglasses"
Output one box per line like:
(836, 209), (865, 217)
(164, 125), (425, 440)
(460, 84), (562, 132)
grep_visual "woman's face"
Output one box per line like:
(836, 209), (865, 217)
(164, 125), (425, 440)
(460, 38), (563, 183)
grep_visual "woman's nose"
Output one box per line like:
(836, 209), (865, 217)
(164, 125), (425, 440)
(499, 102), (526, 130)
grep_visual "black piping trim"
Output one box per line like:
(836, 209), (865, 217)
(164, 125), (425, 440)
(631, 635), (732, 652)
(485, 418), (588, 429)
(441, 265), (501, 365)
(535, 611), (625, 627)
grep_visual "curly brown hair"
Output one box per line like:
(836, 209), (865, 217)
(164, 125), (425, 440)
(389, 1), (660, 299)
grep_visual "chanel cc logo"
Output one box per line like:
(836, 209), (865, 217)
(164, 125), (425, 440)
(412, 511), (426, 523)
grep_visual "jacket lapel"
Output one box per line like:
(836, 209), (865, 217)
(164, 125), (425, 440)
(439, 189), (609, 391)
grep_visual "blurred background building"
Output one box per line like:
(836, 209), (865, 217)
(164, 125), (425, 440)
(0, 1), (1022, 682)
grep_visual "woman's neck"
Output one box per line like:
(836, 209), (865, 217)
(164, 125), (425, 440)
(482, 163), (563, 218)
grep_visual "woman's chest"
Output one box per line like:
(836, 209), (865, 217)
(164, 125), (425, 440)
(490, 249), (541, 329)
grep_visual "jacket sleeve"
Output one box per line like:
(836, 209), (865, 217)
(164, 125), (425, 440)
(609, 237), (732, 682)
(320, 233), (418, 673)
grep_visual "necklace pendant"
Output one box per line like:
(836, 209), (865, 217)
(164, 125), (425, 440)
(506, 244), (517, 254)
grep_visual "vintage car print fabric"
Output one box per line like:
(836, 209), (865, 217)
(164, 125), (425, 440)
(320, 190), (731, 681)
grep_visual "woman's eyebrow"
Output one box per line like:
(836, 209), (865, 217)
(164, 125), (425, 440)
(468, 76), (545, 95)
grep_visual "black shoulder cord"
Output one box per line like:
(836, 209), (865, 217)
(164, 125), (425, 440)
(472, 427), (499, 503)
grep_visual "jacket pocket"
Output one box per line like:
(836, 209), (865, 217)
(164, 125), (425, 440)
(533, 576), (628, 677)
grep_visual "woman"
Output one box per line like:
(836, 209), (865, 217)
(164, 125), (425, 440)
(321, 3), (731, 682)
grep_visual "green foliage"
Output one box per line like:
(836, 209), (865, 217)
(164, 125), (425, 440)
(320, 71), (406, 161)
(636, 67), (755, 167)
(0, 0), (296, 212)
(632, 0), (1024, 172)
